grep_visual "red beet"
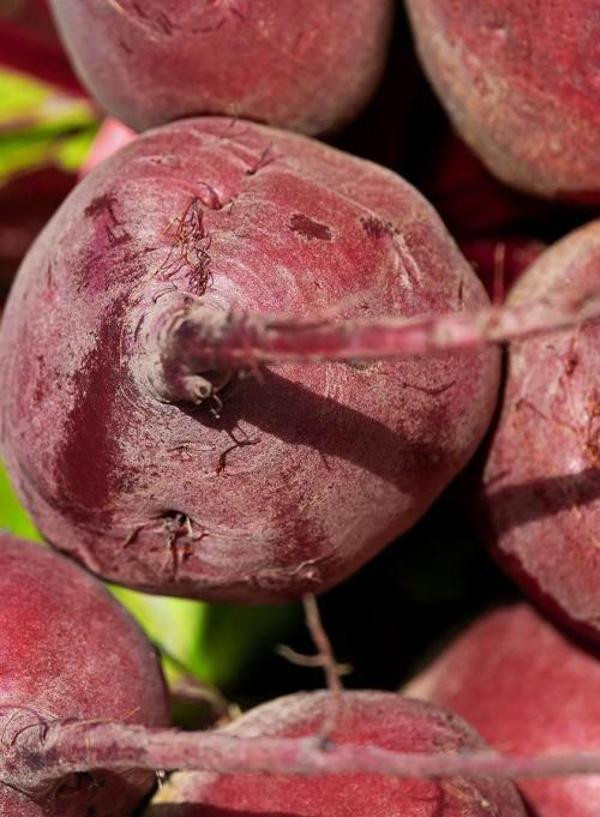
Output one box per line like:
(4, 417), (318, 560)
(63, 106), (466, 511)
(407, 603), (600, 817)
(478, 220), (600, 639)
(49, 0), (393, 135)
(405, 1), (600, 199)
(149, 691), (527, 816)
(0, 117), (499, 603)
(0, 533), (168, 817)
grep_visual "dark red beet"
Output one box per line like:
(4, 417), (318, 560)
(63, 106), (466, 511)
(0, 167), (76, 301)
(419, 133), (551, 236)
(407, 603), (600, 817)
(0, 118), (499, 603)
(478, 220), (600, 640)
(149, 691), (527, 816)
(49, 0), (393, 135)
(0, 534), (168, 817)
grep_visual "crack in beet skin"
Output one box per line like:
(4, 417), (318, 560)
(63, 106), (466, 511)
(54, 298), (129, 527)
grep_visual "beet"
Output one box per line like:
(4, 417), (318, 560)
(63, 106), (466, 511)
(407, 603), (600, 817)
(460, 236), (544, 303)
(149, 690), (527, 816)
(49, 0), (393, 135)
(479, 220), (600, 639)
(0, 534), (168, 817)
(0, 117), (499, 602)
(405, 0), (600, 199)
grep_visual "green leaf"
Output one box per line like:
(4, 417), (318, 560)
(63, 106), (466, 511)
(0, 70), (50, 118)
(110, 585), (210, 685)
(0, 69), (98, 182)
(0, 459), (40, 541)
(200, 603), (300, 689)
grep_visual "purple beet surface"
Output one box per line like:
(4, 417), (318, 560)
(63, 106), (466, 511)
(50, 0), (393, 135)
(0, 117), (499, 602)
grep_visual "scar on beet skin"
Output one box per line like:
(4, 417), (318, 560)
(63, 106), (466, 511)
(289, 213), (332, 241)
(360, 215), (393, 239)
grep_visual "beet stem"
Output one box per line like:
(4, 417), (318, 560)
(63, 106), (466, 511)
(4, 705), (600, 797)
(152, 287), (600, 404)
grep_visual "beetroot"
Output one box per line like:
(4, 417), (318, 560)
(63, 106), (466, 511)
(149, 690), (527, 816)
(406, 603), (600, 817)
(49, 0), (393, 135)
(0, 533), (168, 817)
(0, 118), (500, 602)
(478, 220), (600, 639)
(404, 0), (600, 199)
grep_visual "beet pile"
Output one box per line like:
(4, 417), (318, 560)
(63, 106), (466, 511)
(1, 2), (600, 815)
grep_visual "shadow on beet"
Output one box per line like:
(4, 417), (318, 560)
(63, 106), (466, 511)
(484, 466), (600, 536)
(184, 369), (449, 491)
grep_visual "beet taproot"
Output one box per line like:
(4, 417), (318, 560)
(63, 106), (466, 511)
(0, 117), (499, 602)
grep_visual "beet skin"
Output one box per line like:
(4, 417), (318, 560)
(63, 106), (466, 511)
(405, 1), (600, 199)
(0, 534), (168, 817)
(479, 220), (600, 640)
(149, 691), (526, 816)
(0, 118), (499, 602)
(407, 603), (600, 817)
(49, 0), (393, 135)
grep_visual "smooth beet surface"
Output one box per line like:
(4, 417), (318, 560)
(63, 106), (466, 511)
(0, 534), (168, 817)
(0, 118), (498, 602)
(0, 118), (499, 602)
(405, 1), (600, 199)
(148, 690), (527, 816)
(479, 220), (600, 640)
(49, 0), (393, 135)
(407, 603), (600, 817)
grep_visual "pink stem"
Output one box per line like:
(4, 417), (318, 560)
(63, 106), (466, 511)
(3, 706), (600, 798)
(151, 287), (600, 403)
